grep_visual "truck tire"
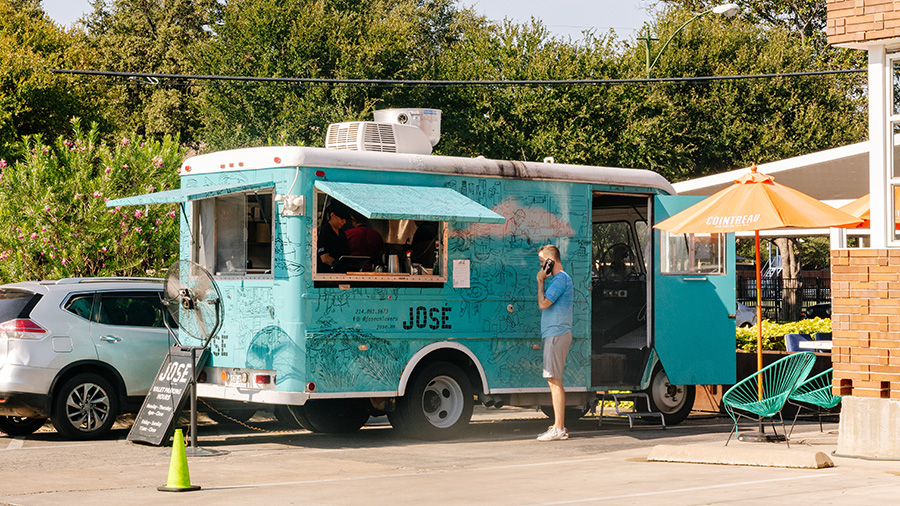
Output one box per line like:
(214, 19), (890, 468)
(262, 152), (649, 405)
(273, 404), (312, 430)
(301, 399), (370, 433)
(51, 374), (119, 440)
(0, 416), (47, 436)
(391, 361), (473, 440)
(643, 366), (695, 426)
(540, 405), (589, 423)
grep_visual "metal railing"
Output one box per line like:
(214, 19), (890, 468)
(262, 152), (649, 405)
(736, 276), (830, 321)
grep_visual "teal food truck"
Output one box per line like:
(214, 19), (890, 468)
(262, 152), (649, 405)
(110, 108), (736, 439)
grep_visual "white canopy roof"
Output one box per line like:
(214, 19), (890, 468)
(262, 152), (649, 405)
(673, 141), (870, 202)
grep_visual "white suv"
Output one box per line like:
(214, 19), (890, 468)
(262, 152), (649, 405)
(0, 278), (172, 439)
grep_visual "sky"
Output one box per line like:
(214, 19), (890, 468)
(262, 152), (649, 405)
(41, 0), (657, 41)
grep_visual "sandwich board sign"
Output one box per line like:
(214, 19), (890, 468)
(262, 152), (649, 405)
(127, 346), (209, 446)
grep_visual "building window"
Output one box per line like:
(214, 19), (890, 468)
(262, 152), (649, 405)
(888, 56), (900, 244)
(893, 185), (900, 242)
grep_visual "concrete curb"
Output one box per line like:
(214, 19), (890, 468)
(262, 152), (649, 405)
(647, 444), (835, 469)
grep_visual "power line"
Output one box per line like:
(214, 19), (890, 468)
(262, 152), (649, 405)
(50, 68), (866, 88)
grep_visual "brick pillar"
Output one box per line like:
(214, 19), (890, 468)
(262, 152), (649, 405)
(827, 0), (900, 47)
(832, 248), (900, 458)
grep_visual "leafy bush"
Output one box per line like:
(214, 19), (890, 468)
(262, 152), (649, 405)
(0, 119), (183, 281)
(736, 318), (832, 352)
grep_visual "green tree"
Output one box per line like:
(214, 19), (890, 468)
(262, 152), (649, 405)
(0, 119), (183, 281)
(614, 8), (866, 182)
(194, 0), (480, 150)
(0, 0), (108, 161)
(429, 20), (630, 164)
(76, 0), (218, 144)
(657, 0), (829, 41)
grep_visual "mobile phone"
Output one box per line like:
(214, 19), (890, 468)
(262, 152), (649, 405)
(543, 258), (554, 275)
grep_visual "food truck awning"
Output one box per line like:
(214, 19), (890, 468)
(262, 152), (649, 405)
(314, 181), (506, 224)
(105, 181), (276, 207)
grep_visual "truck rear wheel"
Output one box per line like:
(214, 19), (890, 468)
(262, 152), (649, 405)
(273, 404), (312, 430)
(644, 366), (695, 426)
(302, 399), (370, 433)
(391, 361), (473, 440)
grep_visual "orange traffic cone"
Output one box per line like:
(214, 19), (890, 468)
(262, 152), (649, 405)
(158, 428), (201, 492)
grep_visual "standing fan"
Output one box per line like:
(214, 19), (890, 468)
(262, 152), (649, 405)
(159, 260), (226, 456)
(163, 260), (223, 349)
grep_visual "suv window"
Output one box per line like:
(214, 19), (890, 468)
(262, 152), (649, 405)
(64, 294), (94, 320)
(0, 289), (39, 321)
(96, 292), (165, 328)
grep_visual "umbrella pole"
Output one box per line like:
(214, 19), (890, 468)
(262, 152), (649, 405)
(740, 230), (784, 442)
(741, 230), (781, 442)
(756, 230), (763, 398)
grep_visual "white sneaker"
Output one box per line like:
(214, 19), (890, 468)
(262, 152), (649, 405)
(537, 427), (569, 441)
(537, 426), (556, 439)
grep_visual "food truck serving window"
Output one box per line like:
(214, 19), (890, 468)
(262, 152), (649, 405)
(660, 231), (726, 275)
(193, 190), (274, 276)
(103, 181), (277, 278)
(311, 181), (505, 284)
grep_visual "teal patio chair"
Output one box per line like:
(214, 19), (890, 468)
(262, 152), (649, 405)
(722, 351), (817, 448)
(788, 368), (841, 436)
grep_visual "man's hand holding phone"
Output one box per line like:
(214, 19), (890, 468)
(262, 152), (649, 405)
(537, 258), (554, 281)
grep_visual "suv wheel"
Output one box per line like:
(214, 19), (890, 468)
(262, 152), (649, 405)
(51, 374), (119, 440)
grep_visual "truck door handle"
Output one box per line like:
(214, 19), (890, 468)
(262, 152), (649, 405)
(100, 335), (122, 343)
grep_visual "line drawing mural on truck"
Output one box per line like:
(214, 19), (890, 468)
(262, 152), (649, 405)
(107, 107), (737, 439)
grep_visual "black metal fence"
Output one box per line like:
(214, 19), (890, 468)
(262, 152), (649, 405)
(736, 276), (830, 320)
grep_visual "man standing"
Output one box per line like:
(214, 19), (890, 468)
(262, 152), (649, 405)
(535, 244), (574, 441)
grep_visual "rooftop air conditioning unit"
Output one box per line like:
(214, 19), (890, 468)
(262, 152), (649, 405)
(325, 108), (441, 155)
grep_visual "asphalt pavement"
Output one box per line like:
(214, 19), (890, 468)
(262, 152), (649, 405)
(1, 407), (898, 505)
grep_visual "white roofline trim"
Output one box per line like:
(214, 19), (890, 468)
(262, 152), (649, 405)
(181, 146), (676, 195)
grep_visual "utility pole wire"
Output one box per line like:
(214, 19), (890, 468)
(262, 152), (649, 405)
(50, 68), (866, 87)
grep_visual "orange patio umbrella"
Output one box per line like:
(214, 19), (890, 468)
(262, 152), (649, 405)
(836, 192), (900, 230)
(654, 165), (862, 378)
(838, 194), (870, 229)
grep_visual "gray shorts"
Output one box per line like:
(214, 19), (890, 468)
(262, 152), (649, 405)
(542, 331), (572, 379)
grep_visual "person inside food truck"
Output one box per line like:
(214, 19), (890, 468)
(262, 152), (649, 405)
(317, 202), (352, 273)
(410, 220), (438, 268)
(346, 212), (385, 271)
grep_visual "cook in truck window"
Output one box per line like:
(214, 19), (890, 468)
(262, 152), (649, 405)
(317, 202), (352, 273)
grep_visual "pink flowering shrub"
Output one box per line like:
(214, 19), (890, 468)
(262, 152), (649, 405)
(0, 119), (183, 280)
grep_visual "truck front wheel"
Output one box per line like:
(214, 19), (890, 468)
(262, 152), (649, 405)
(390, 361), (473, 440)
(644, 366), (695, 426)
